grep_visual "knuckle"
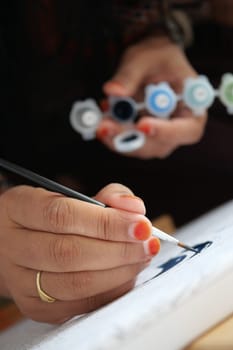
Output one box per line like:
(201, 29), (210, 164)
(70, 272), (92, 298)
(96, 211), (113, 241)
(49, 236), (81, 269)
(119, 242), (133, 262)
(43, 197), (74, 233)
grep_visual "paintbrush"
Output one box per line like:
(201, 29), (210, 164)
(0, 157), (197, 253)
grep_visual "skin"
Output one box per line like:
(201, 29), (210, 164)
(0, 183), (159, 324)
(97, 36), (207, 159)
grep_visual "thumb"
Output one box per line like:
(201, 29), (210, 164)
(103, 36), (173, 97)
(94, 183), (146, 214)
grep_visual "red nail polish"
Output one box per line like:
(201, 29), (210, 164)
(120, 194), (143, 202)
(129, 221), (151, 241)
(144, 237), (160, 256)
(96, 127), (109, 139)
(99, 99), (109, 112)
(138, 124), (152, 135)
(104, 81), (127, 95)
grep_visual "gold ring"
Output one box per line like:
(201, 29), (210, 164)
(36, 271), (56, 303)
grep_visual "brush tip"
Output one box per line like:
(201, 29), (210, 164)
(178, 242), (198, 253)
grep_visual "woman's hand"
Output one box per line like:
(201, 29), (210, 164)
(98, 36), (207, 159)
(0, 183), (159, 323)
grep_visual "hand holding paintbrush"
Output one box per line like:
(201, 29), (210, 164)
(0, 158), (196, 252)
(0, 157), (163, 324)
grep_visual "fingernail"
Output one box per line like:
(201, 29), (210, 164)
(120, 194), (144, 203)
(96, 127), (117, 139)
(96, 127), (110, 139)
(119, 194), (146, 214)
(143, 237), (160, 256)
(104, 81), (127, 95)
(99, 99), (109, 112)
(138, 125), (156, 136)
(128, 221), (151, 241)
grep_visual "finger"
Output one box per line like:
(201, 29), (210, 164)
(103, 47), (155, 97)
(2, 185), (150, 240)
(103, 63), (148, 97)
(96, 118), (127, 153)
(103, 39), (194, 97)
(149, 62), (197, 94)
(15, 280), (136, 324)
(96, 118), (123, 139)
(141, 47), (198, 95)
(94, 183), (146, 214)
(137, 110), (207, 147)
(97, 121), (138, 157)
(4, 230), (159, 271)
(96, 118), (123, 142)
(15, 261), (150, 301)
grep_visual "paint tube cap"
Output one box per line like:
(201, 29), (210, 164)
(113, 130), (146, 153)
(69, 99), (103, 140)
(109, 96), (138, 123)
(145, 83), (177, 118)
(183, 76), (215, 115)
(218, 73), (233, 114)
